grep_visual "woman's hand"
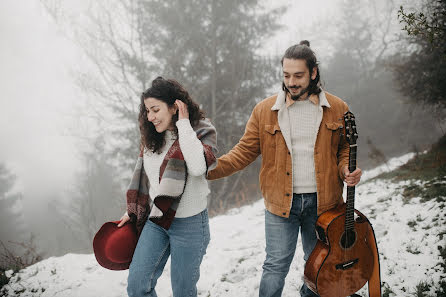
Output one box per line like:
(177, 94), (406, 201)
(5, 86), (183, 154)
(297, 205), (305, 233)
(175, 100), (189, 120)
(117, 213), (130, 227)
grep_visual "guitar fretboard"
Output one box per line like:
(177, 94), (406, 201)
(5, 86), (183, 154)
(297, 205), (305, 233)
(345, 144), (357, 231)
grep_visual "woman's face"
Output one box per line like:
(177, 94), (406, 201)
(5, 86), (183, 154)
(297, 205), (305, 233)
(144, 97), (177, 133)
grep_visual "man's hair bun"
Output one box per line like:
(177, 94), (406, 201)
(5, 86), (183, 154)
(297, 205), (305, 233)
(299, 40), (310, 47)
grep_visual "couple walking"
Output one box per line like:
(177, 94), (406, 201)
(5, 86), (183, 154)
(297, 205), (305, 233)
(118, 41), (362, 297)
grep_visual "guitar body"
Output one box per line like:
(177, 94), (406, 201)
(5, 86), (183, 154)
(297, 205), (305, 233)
(304, 203), (374, 297)
(305, 111), (379, 297)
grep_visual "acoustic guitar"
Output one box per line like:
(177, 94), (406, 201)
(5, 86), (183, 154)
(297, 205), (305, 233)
(304, 111), (377, 297)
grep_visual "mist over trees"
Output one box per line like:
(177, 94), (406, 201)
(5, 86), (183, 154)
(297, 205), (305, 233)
(0, 164), (41, 273)
(41, 0), (284, 219)
(133, 0), (284, 212)
(49, 137), (124, 253)
(3, 0), (441, 259)
(323, 0), (445, 167)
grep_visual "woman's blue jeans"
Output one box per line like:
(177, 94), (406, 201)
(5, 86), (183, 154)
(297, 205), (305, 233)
(127, 209), (210, 297)
(259, 193), (319, 297)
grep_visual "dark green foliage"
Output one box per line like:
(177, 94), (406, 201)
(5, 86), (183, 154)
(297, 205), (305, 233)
(375, 134), (446, 183)
(398, 1), (446, 49)
(437, 243), (446, 296)
(392, 0), (446, 107)
(439, 244), (446, 267)
(407, 220), (417, 229)
(376, 134), (446, 204)
(436, 280), (446, 296)
(382, 282), (394, 297)
(400, 179), (446, 203)
(0, 269), (8, 292)
(0, 236), (42, 272)
(0, 236), (42, 292)
(413, 281), (431, 297)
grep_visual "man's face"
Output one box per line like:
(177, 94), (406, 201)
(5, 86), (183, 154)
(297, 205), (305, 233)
(282, 58), (317, 101)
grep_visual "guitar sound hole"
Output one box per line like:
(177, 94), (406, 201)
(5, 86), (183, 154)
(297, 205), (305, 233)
(340, 230), (356, 249)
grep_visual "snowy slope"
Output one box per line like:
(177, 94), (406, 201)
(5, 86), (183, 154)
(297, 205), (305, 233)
(2, 153), (445, 297)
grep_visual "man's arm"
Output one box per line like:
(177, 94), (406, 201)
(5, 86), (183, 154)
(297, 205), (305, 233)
(207, 106), (261, 180)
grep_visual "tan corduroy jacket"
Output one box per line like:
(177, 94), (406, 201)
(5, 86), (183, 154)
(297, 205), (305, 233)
(207, 90), (350, 217)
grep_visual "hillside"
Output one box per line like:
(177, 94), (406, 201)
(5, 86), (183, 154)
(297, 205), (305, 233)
(1, 152), (445, 297)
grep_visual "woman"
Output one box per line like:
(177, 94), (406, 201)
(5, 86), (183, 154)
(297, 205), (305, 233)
(118, 76), (217, 297)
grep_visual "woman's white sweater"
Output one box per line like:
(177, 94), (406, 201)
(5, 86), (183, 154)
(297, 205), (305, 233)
(143, 119), (210, 218)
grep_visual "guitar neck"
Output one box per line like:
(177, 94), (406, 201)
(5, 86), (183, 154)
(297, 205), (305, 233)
(345, 145), (357, 231)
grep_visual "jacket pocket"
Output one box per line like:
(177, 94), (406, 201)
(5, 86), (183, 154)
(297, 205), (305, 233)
(264, 125), (281, 148)
(325, 122), (343, 131)
(264, 124), (281, 135)
(262, 124), (282, 165)
(325, 122), (344, 151)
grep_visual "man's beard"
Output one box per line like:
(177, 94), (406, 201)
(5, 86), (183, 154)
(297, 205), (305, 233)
(286, 85), (310, 101)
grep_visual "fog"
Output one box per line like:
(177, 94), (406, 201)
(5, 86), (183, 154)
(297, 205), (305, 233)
(0, 1), (92, 258)
(1, 0), (442, 261)
(0, 3), (78, 211)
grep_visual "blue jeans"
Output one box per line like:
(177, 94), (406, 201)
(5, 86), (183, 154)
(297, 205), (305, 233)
(127, 209), (210, 297)
(259, 193), (319, 297)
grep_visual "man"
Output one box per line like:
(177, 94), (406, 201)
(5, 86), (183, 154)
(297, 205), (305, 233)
(207, 40), (362, 297)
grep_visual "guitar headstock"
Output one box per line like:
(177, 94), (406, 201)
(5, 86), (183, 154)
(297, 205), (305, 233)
(344, 111), (358, 145)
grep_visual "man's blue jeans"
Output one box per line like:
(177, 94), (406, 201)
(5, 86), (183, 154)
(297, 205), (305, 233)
(127, 209), (210, 297)
(259, 193), (319, 297)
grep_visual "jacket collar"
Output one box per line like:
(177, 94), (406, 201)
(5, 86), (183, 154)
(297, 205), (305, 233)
(271, 89), (331, 111)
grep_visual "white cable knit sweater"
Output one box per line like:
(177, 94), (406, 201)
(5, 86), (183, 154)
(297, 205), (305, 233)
(143, 119), (210, 218)
(288, 99), (321, 194)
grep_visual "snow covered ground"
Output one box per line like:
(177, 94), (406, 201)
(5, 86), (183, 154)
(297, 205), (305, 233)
(2, 153), (445, 297)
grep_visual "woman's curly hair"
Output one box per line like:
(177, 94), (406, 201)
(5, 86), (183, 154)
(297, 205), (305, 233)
(139, 77), (204, 154)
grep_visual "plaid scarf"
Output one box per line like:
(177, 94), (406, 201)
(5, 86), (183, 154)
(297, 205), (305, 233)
(126, 119), (217, 234)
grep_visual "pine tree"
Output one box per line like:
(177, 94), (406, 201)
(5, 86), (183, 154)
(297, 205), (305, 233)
(42, 0), (284, 213)
(136, 0), (283, 211)
(61, 136), (123, 252)
(0, 163), (25, 267)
